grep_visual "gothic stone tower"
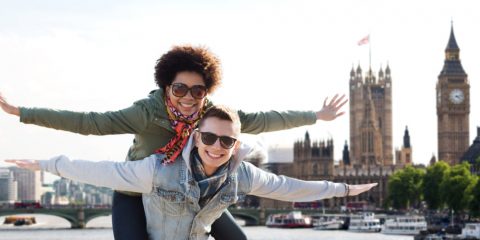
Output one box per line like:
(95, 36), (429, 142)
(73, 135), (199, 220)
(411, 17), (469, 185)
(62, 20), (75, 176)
(293, 131), (334, 181)
(395, 126), (412, 166)
(349, 65), (393, 167)
(436, 24), (470, 165)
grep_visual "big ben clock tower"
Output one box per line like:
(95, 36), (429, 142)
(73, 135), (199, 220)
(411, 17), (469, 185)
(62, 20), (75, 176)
(436, 24), (470, 165)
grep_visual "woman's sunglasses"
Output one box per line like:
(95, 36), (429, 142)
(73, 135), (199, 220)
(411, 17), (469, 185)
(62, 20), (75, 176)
(198, 131), (237, 149)
(171, 83), (207, 99)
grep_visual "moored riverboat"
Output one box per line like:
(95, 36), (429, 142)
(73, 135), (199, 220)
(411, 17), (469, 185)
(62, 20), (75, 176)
(382, 215), (427, 235)
(266, 211), (312, 228)
(3, 216), (36, 226)
(348, 212), (382, 232)
(313, 215), (346, 230)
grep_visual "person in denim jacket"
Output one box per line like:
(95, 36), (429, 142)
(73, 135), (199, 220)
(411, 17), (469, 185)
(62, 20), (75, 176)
(6, 105), (376, 240)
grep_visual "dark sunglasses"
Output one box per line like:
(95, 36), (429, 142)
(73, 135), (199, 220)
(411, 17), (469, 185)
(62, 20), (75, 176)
(198, 131), (237, 149)
(170, 83), (207, 99)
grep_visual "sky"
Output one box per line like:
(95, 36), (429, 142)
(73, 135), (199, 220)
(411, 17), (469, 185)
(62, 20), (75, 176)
(0, 0), (479, 172)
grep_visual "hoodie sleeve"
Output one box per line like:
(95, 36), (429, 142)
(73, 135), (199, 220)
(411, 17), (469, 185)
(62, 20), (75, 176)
(242, 162), (346, 202)
(18, 97), (153, 135)
(39, 154), (157, 193)
(238, 110), (317, 134)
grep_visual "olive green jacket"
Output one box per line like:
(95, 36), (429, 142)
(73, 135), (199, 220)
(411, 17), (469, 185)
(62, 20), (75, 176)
(19, 89), (316, 194)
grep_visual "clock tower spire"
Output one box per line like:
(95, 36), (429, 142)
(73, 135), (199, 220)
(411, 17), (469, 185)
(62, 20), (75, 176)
(436, 22), (470, 165)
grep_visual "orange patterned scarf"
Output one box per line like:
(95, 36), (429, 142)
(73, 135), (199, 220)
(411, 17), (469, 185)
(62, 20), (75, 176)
(154, 96), (209, 164)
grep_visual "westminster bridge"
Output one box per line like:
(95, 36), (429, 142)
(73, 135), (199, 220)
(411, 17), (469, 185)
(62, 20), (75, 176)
(0, 205), (111, 229)
(0, 205), (346, 228)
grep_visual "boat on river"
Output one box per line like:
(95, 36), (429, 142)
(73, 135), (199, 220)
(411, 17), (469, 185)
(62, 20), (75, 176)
(382, 215), (427, 235)
(348, 212), (382, 232)
(313, 216), (346, 230)
(266, 211), (312, 228)
(3, 216), (36, 226)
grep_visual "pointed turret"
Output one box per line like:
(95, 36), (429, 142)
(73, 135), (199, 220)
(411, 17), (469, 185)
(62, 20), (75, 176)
(378, 67), (384, 78)
(356, 65), (362, 79)
(440, 22), (466, 76)
(446, 24), (459, 50)
(350, 66), (355, 82)
(304, 131), (310, 144)
(342, 140), (351, 166)
(403, 126), (411, 148)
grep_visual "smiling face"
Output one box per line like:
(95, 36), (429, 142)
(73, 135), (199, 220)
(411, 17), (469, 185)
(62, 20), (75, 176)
(166, 71), (207, 116)
(194, 116), (240, 176)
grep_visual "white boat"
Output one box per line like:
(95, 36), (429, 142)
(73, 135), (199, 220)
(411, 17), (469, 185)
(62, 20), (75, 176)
(382, 215), (427, 235)
(348, 212), (382, 232)
(313, 216), (345, 230)
(460, 223), (480, 239)
(266, 211), (312, 228)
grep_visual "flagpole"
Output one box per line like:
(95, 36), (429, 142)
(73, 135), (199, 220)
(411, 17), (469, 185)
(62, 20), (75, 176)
(369, 34), (371, 69)
(357, 34), (370, 69)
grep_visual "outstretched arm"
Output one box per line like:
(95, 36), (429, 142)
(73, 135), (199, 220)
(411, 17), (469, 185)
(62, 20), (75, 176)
(0, 91), (152, 135)
(238, 94), (348, 134)
(5, 155), (157, 193)
(242, 162), (376, 202)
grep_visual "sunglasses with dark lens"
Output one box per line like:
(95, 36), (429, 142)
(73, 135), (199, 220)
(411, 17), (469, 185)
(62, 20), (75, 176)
(199, 131), (237, 149)
(171, 83), (207, 99)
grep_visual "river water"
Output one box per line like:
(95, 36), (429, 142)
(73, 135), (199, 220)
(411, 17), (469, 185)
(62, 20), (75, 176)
(0, 214), (413, 240)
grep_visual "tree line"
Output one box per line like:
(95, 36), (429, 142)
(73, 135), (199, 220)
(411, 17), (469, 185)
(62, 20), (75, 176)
(387, 159), (480, 217)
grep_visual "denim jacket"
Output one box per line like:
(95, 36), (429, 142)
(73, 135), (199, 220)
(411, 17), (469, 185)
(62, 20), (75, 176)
(40, 135), (347, 240)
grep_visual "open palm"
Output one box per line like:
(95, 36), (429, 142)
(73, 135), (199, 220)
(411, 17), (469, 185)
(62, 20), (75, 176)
(316, 94), (348, 121)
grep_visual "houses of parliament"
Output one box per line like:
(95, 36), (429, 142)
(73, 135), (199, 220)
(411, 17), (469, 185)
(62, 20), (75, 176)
(258, 24), (477, 209)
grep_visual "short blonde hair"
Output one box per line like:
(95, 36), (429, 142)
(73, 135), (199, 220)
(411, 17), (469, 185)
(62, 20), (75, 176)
(198, 105), (240, 134)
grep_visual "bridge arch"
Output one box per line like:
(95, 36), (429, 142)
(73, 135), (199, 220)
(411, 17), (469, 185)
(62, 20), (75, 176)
(83, 211), (112, 226)
(0, 208), (112, 229)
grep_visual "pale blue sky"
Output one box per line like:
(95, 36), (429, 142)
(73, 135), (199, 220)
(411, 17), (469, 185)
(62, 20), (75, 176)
(1, 0), (479, 169)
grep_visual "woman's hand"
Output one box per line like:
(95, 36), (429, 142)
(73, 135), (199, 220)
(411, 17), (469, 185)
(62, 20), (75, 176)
(0, 93), (20, 116)
(316, 94), (348, 121)
(4, 159), (40, 171)
(347, 183), (378, 196)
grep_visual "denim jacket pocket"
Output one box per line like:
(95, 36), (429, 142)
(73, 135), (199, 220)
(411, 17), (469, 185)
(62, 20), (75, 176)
(155, 188), (187, 216)
(219, 192), (246, 205)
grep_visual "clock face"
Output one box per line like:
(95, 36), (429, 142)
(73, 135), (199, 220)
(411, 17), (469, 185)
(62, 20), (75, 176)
(449, 89), (464, 104)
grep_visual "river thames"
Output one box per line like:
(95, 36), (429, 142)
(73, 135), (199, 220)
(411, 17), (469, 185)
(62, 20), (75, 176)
(0, 214), (413, 240)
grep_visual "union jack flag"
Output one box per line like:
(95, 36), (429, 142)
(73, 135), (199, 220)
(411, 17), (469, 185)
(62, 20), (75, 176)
(357, 35), (369, 46)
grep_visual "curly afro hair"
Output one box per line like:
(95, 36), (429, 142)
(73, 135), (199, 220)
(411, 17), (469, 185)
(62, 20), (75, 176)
(154, 45), (222, 93)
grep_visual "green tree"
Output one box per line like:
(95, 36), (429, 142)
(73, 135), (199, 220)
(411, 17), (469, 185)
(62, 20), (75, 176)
(469, 176), (480, 217)
(423, 161), (450, 210)
(387, 174), (407, 209)
(440, 162), (476, 212)
(387, 166), (425, 209)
